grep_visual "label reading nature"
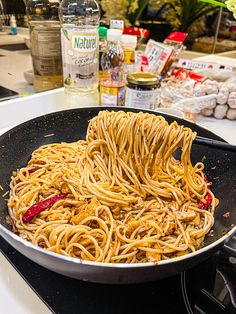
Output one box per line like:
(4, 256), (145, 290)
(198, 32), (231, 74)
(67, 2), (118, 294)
(72, 35), (97, 52)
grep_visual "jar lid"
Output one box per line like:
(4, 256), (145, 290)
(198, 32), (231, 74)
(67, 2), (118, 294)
(127, 72), (158, 86)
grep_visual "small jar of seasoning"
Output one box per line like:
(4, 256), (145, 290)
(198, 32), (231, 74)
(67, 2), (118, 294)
(125, 72), (159, 109)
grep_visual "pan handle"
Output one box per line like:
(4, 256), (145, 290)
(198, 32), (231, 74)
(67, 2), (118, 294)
(221, 235), (236, 257)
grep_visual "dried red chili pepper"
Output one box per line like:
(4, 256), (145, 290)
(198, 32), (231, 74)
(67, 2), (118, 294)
(22, 193), (67, 223)
(199, 174), (212, 209)
(199, 193), (212, 209)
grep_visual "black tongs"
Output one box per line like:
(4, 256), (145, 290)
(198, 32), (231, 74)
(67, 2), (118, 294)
(195, 136), (236, 152)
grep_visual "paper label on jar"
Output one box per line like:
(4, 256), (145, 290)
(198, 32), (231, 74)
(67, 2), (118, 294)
(30, 25), (62, 76)
(61, 27), (99, 89)
(125, 87), (158, 109)
(110, 20), (124, 31)
(100, 84), (125, 106)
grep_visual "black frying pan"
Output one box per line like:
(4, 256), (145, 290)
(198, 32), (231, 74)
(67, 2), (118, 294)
(0, 107), (235, 284)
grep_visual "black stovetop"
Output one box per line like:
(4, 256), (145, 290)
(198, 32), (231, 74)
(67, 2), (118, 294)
(0, 236), (236, 314)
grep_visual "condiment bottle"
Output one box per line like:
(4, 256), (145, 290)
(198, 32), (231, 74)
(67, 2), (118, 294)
(121, 34), (137, 77)
(59, 0), (100, 107)
(125, 72), (159, 109)
(100, 29), (125, 106)
(9, 15), (17, 35)
(99, 26), (108, 81)
(26, 0), (63, 92)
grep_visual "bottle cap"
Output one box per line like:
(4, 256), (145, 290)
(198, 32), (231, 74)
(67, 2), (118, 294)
(127, 72), (158, 86)
(107, 29), (122, 42)
(99, 26), (108, 38)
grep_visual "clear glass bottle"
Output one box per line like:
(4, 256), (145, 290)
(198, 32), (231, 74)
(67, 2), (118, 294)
(101, 29), (124, 82)
(59, 0), (100, 105)
(100, 29), (125, 106)
(26, 0), (63, 92)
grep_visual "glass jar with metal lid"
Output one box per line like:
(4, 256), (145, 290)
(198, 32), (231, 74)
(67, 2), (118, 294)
(125, 72), (159, 109)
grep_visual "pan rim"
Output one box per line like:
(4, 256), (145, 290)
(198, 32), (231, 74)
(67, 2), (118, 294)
(0, 106), (228, 143)
(0, 223), (235, 268)
(0, 106), (234, 268)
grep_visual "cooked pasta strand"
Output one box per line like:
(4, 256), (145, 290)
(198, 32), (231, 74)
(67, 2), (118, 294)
(7, 111), (215, 263)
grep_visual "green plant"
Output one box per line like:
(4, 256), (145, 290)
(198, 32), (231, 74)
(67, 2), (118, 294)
(149, 0), (219, 31)
(127, 0), (150, 25)
(200, 0), (236, 18)
(100, 0), (150, 26)
(199, 0), (227, 7)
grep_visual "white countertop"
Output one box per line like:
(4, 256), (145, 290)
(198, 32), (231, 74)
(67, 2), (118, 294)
(0, 48), (34, 94)
(0, 253), (51, 314)
(0, 27), (34, 95)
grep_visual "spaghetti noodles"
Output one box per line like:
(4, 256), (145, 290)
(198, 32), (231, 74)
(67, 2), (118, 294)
(7, 111), (216, 263)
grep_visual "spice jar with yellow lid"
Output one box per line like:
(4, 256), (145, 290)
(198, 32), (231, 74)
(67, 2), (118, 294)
(125, 72), (159, 109)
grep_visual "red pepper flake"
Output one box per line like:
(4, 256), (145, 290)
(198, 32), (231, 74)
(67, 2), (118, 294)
(203, 174), (208, 183)
(199, 193), (212, 209)
(22, 193), (67, 223)
(198, 174), (212, 209)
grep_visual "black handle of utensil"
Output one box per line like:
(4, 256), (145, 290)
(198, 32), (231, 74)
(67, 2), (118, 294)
(194, 136), (236, 153)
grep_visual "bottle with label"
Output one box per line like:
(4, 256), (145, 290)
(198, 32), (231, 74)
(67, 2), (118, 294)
(59, 0), (100, 105)
(121, 34), (137, 78)
(99, 26), (107, 81)
(26, 0), (63, 92)
(9, 15), (17, 35)
(125, 72), (159, 109)
(100, 29), (125, 106)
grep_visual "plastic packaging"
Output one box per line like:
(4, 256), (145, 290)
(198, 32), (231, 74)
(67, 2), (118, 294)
(172, 94), (218, 114)
(135, 51), (150, 73)
(145, 40), (174, 75)
(163, 32), (188, 55)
